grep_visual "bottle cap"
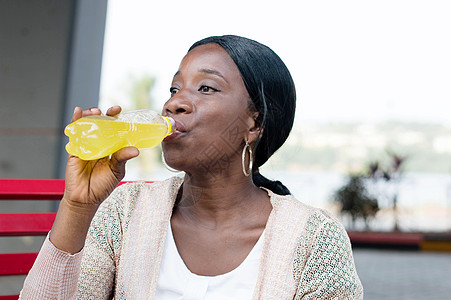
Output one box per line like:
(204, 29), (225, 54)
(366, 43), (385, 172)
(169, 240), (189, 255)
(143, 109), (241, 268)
(164, 117), (175, 136)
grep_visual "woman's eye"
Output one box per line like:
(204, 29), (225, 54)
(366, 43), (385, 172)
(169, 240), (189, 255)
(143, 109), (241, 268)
(169, 87), (179, 95)
(199, 85), (218, 93)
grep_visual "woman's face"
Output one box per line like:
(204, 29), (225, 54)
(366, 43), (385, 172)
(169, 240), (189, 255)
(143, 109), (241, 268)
(162, 43), (257, 176)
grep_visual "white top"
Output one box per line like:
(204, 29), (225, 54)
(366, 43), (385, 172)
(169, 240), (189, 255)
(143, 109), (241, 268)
(155, 224), (265, 300)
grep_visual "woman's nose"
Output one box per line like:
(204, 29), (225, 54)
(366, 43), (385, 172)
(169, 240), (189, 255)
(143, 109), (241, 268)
(163, 91), (193, 116)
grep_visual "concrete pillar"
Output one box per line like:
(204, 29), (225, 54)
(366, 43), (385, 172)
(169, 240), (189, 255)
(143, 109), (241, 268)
(0, 0), (107, 180)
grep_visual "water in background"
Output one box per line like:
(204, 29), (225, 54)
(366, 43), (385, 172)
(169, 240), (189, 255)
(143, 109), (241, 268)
(124, 167), (451, 232)
(263, 170), (451, 232)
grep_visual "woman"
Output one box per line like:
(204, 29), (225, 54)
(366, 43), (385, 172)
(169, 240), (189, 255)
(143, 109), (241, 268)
(21, 35), (363, 299)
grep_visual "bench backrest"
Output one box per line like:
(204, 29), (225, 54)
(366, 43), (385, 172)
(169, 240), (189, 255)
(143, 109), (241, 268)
(0, 179), (139, 299)
(0, 179), (63, 299)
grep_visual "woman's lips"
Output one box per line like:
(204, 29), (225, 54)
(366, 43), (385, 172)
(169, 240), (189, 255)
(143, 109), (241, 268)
(173, 120), (186, 132)
(163, 119), (186, 142)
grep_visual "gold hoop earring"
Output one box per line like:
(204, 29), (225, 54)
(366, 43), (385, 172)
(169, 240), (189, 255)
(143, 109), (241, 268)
(242, 140), (253, 177)
(161, 152), (182, 173)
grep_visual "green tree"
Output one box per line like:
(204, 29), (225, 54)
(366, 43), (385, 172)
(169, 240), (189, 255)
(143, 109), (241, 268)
(367, 151), (407, 231)
(334, 175), (379, 231)
(124, 74), (162, 177)
(127, 75), (156, 111)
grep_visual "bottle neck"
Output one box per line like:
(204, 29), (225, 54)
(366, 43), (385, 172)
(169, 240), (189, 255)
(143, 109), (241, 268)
(163, 117), (175, 137)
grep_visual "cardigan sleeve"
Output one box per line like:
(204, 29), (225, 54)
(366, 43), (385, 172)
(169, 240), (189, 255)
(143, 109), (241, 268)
(294, 218), (364, 299)
(19, 235), (83, 299)
(19, 201), (119, 300)
(20, 183), (135, 299)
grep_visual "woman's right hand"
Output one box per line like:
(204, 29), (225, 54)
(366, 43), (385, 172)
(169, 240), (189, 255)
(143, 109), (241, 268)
(50, 106), (139, 254)
(63, 106), (139, 209)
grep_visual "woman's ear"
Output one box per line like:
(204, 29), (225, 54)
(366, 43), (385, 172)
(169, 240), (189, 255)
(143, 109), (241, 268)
(247, 111), (263, 145)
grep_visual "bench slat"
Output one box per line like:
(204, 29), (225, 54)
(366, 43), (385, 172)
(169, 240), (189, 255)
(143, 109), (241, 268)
(0, 295), (19, 300)
(0, 213), (55, 236)
(0, 179), (139, 200)
(0, 179), (65, 200)
(0, 252), (38, 276)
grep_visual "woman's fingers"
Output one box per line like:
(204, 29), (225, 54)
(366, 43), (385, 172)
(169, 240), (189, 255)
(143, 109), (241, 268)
(70, 106), (121, 123)
(71, 107), (103, 122)
(106, 105), (122, 117)
(82, 107), (102, 117)
(70, 106), (83, 123)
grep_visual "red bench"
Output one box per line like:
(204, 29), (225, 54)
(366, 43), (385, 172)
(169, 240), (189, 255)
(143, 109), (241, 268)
(0, 179), (140, 299)
(0, 179), (63, 299)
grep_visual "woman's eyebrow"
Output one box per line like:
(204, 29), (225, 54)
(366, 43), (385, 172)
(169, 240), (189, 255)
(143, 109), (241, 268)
(172, 69), (229, 84)
(199, 68), (228, 84)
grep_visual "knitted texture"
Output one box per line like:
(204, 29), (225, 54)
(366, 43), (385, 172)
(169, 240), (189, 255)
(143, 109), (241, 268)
(21, 176), (363, 299)
(20, 235), (83, 299)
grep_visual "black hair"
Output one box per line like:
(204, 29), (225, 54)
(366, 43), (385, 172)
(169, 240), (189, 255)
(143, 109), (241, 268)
(189, 35), (296, 195)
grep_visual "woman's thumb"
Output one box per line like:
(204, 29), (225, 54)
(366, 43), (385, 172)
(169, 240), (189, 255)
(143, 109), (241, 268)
(110, 147), (139, 177)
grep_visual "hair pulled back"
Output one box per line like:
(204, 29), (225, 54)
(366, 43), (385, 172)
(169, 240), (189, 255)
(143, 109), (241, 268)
(189, 35), (296, 195)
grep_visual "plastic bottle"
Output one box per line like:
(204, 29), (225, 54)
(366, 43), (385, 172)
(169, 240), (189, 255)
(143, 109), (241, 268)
(64, 110), (174, 160)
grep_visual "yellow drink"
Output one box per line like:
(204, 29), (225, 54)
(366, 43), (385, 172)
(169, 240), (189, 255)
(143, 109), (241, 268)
(65, 115), (172, 160)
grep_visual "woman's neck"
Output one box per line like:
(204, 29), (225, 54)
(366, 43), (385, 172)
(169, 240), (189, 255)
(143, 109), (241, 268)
(173, 172), (270, 230)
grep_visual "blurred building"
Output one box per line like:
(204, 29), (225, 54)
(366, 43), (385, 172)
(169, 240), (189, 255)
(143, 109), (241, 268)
(0, 0), (107, 179)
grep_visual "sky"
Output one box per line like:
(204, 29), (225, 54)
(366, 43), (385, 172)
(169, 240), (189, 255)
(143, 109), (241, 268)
(99, 0), (451, 126)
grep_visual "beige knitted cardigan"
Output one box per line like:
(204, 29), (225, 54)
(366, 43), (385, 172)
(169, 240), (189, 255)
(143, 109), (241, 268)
(21, 176), (363, 299)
